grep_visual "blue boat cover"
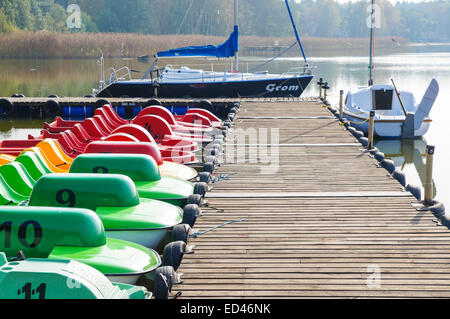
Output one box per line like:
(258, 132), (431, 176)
(157, 26), (239, 58)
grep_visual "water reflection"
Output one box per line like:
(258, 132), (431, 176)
(375, 138), (436, 199)
(0, 119), (43, 140)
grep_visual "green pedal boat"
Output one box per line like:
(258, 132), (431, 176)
(0, 252), (152, 299)
(0, 207), (161, 285)
(1, 151), (203, 226)
(69, 153), (206, 207)
(28, 173), (185, 249)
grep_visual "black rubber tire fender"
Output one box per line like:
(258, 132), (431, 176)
(95, 99), (111, 109)
(43, 99), (61, 118)
(0, 98), (14, 116)
(154, 266), (177, 299)
(146, 98), (162, 106)
(172, 223), (191, 243)
(187, 194), (203, 207)
(182, 204), (201, 227)
(162, 241), (186, 271)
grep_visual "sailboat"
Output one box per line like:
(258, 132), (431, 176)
(341, 0), (439, 138)
(95, 0), (313, 99)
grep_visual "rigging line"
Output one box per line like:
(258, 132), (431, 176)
(368, 0), (375, 85)
(248, 41), (298, 73)
(295, 75), (305, 93)
(193, 0), (208, 36)
(169, 0), (196, 48)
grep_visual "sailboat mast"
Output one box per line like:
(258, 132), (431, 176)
(285, 0), (307, 64)
(233, 0), (239, 72)
(368, 0), (375, 86)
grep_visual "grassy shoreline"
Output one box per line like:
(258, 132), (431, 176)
(0, 31), (409, 59)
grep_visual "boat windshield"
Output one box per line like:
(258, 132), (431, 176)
(372, 89), (393, 110)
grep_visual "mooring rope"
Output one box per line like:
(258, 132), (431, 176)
(190, 218), (246, 238)
(211, 172), (237, 183)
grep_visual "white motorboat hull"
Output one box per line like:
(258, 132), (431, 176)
(343, 112), (431, 138)
(343, 79), (438, 139)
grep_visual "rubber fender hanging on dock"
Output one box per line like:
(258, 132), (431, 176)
(353, 130), (364, 139)
(44, 99), (61, 118)
(198, 100), (215, 113)
(154, 266), (177, 299)
(203, 162), (215, 173)
(0, 98), (14, 116)
(359, 137), (368, 147)
(374, 151), (385, 162)
(428, 201), (446, 219)
(162, 241), (186, 271)
(405, 184), (421, 201)
(229, 107), (239, 114)
(222, 127), (229, 137)
(63, 106), (89, 119)
(172, 224), (191, 243)
(146, 98), (162, 106)
(380, 159), (396, 174)
(95, 99), (110, 109)
(391, 169), (406, 187)
(368, 147), (379, 156)
(347, 127), (356, 135)
(440, 213), (450, 229)
(187, 194), (203, 207)
(182, 204), (201, 227)
(194, 182), (208, 198)
(198, 172), (212, 184)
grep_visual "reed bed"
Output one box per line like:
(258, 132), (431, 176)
(0, 31), (408, 59)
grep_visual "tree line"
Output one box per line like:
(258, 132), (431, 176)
(1, 0), (449, 42)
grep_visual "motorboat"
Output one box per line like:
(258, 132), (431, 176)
(341, 0), (439, 138)
(343, 80), (439, 138)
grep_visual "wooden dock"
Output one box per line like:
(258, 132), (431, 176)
(171, 99), (450, 299)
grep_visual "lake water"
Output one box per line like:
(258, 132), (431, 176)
(1, 43), (449, 208)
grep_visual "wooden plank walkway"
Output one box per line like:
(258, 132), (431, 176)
(172, 99), (450, 299)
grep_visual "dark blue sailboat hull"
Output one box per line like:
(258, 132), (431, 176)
(96, 75), (313, 98)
